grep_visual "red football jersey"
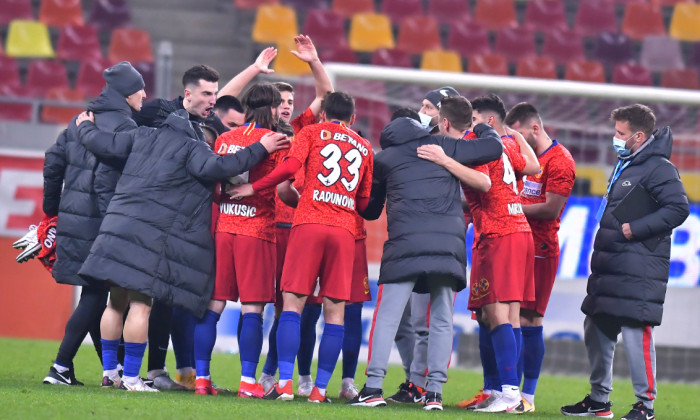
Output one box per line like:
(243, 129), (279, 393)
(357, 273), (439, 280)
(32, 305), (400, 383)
(354, 212), (367, 240)
(520, 141), (575, 257)
(464, 136), (531, 243)
(288, 121), (373, 235)
(214, 123), (281, 243)
(276, 108), (318, 224)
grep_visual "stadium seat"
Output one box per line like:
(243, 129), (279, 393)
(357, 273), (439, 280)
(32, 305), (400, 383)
(448, 21), (490, 58)
(516, 56), (556, 79)
(39, 0), (84, 27)
(689, 42), (700, 69)
(639, 36), (684, 73)
(474, 0), (517, 30)
(669, 3), (700, 41)
(319, 46), (358, 64)
(57, 25), (102, 61)
(76, 58), (111, 97)
(593, 32), (634, 67)
(612, 63), (653, 86)
(420, 50), (463, 72)
(427, 0), (470, 25)
(495, 27), (536, 62)
(251, 4), (298, 44)
(382, 0), (424, 24)
(652, 0), (693, 5)
(108, 28), (154, 64)
(542, 28), (585, 65)
(26, 60), (70, 98)
(574, 0), (617, 37)
(523, 0), (568, 33)
(273, 40), (312, 75)
(332, 0), (374, 19)
(0, 56), (21, 88)
(348, 13), (395, 52)
(370, 48), (414, 68)
(0, 0), (34, 25)
(88, 0), (131, 32)
(621, 3), (666, 41)
(565, 60), (606, 83)
(0, 95), (33, 122)
(576, 166), (609, 196)
(41, 87), (85, 124)
(5, 20), (55, 58)
(302, 9), (347, 50)
(234, 0), (279, 10)
(468, 52), (508, 76)
(281, 0), (325, 12)
(397, 16), (442, 55)
(661, 68), (700, 90)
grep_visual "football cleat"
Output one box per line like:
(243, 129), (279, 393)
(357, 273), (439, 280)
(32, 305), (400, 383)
(510, 397), (536, 414)
(119, 377), (159, 392)
(259, 373), (276, 394)
(43, 366), (84, 386)
(101, 372), (121, 388)
(457, 388), (491, 409)
(423, 392), (443, 411)
(263, 381), (294, 401)
(194, 378), (218, 395)
(151, 372), (188, 391)
(561, 394), (613, 418)
(12, 224), (38, 249)
(387, 381), (425, 403)
(175, 371), (196, 390)
(308, 386), (332, 403)
(297, 376), (313, 397)
(347, 385), (387, 407)
(338, 379), (359, 399)
(238, 381), (264, 399)
(473, 394), (522, 413)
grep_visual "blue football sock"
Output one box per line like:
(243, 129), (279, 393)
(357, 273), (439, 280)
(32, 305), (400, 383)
(315, 323), (344, 390)
(123, 341), (147, 378)
(239, 313), (264, 379)
(101, 338), (120, 371)
(262, 316), (279, 376)
(522, 326), (544, 396)
(298, 304), (322, 376)
(194, 309), (220, 377)
(490, 323), (519, 388)
(171, 307), (196, 370)
(342, 303), (363, 379)
(514, 327), (522, 386)
(277, 311), (301, 381)
(478, 323), (499, 390)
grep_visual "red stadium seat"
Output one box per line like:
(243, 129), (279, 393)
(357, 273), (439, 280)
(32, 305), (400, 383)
(495, 27), (536, 62)
(397, 16), (442, 55)
(661, 68), (699, 90)
(332, 0), (374, 19)
(447, 21), (490, 58)
(88, 0), (131, 32)
(0, 56), (22, 88)
(76, 58), (111, 97)
(57, 25), (103, 61)
(382, 0), (424, 24)
(468, 52), (508, 76)
(593, 32), (634, 67)
(565, 60), (606, 83)
(427, 0), (470, 25)
(612, 63), (653, 86)
(39, 0), (84, 27)
(516, 56), (557, 79)
(26, 60), (70, 98)
(474, 0), (517, 30)
(302, 9), (347, 49)
(0, 58), (32, 122)
(319, 46), (358, 64)
(574, 0), (617, 37)
(41, 87), (85, 124)
(621, 3), (666, 41)
(234, 0), (279, 10)
(0, 0), (33, 25)
(542, 28), (585, 65)
(370, 48), (413, 68)
(523, 0), (568, 33)
(108, 28), (154, 64)
(134, 61), (155, 98)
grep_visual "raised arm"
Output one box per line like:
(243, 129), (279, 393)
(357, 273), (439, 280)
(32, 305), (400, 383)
(417, 145), (491, 192)
(217, 47), (277, 99)
(506, 127), (539, 176)
(42, 131), (68, 216)
(291, 35), (333, 116)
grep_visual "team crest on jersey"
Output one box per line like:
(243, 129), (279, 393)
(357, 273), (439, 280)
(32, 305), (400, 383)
(363, 276), (370, 295)
(535, 166), (544, 179)
(470, 277), (491, 301)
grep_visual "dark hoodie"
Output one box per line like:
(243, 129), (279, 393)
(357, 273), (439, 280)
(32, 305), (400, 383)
(75, 110), (270, 317)
(582, 126), (689, 326)
(42, 86), (136, 286)
(363, 118), (502, 292)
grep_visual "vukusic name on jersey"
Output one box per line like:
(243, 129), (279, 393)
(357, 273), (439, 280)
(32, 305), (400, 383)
(219, 202), (257, 217)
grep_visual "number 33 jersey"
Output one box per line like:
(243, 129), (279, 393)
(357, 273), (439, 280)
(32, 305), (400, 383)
(464, 136), (531, 241)
(287, 121), (374, 235)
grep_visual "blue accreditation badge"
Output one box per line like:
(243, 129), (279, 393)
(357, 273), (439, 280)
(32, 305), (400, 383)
(595, 196), (608, 223)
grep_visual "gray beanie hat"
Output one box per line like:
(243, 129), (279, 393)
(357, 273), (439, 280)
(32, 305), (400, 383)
(424, 86), (460, 109)
(103, 61), (145, 97)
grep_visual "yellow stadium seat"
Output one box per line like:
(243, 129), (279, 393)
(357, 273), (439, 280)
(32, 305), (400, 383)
(348, 13), (394, 52)
(272, 41), (311, 76)
(679, 172), (700, 202)
(251, 4), (298, 44)
(669, 3), (700, 41)
(575, 166), (608, 197)
(5, 19), (55, 58)
(420, 49), (463, 72)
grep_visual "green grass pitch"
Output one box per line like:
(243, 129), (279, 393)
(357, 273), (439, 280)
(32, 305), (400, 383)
(1, 337), (697, 419)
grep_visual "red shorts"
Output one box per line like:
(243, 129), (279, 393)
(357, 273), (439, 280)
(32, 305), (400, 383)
(281, 224), (354, 301)
(520, 255), (558, 316)
(274, 226), (291, 308)
(307, 238), (371, 304)
(212, 232), (276, 303)
(468, 231), (535, 311)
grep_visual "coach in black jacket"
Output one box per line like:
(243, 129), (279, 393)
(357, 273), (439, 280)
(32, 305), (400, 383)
(563, 104), (689, 420)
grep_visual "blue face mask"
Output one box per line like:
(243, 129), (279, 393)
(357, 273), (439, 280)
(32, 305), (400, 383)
(418, 112), (433, 130)
(612, 132), (637, 156)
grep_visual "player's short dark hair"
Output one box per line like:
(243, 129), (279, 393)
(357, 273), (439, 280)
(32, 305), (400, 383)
(505, 102), (541, 127)
(241, 83), (282, 130)
(182, 65), (219, 88)
(439, 96), (472, 132)
(472, 93), (506, 122)
(610, 104), (656, 138)
(391, 107), (420, 122)
(322, 91), (354, 122)
(273, 81), (294, 94)
(213, 95), (243, 114)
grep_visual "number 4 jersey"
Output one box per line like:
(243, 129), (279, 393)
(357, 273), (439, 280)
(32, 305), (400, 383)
(288, 121), (374, 235)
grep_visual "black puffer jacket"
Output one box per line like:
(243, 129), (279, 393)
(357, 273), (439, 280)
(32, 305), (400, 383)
(362, 118), (502, 292)
(582, 126), (689, 326)
(76, 110), (269, 317)
(42, 86), (137, 286)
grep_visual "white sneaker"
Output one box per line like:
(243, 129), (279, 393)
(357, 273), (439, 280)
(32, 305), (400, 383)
(297, 376), (313, 397)
(119, 377), (159, 392)
(338, 379), (359, 399)
(473, 394), (520, 413)
(12, 225), (37, 249)
(259, 373), (276, 394)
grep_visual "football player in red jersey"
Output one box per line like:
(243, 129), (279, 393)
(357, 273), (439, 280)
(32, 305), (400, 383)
(230, 92), (373, 403)
(505, 102), (575, 412)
